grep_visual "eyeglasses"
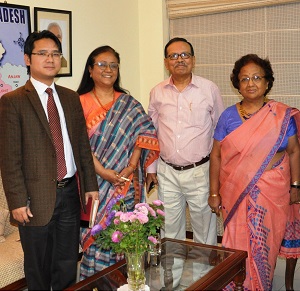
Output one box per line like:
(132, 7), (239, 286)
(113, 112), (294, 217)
(239, 76), (265, 84)
(93, 62), (119, 71)
(31, 52), (63, 59)
(166, 52), (192, 60)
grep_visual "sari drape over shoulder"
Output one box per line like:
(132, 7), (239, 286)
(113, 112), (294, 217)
(79, 92), (159, 278)
(220, 100), (300, 290)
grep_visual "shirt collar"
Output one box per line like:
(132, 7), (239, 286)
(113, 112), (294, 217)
(165, 73), (198, 89)
(30, 77), (55, 96)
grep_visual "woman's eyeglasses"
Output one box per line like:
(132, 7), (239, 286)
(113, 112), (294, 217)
(239, 76), (265, 84)
(93, 62), (119, 71)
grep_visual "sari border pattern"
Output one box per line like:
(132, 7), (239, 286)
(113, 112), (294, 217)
(223, 105), (292, 229)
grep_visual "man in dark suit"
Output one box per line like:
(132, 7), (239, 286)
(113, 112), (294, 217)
(0, 30), (99, 290)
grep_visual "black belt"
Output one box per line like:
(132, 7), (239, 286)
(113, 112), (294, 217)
(57, 175), (76, 188)
(160, 156), (209, 171)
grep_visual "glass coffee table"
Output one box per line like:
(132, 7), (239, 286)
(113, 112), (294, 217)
(66, 238), (247, 291)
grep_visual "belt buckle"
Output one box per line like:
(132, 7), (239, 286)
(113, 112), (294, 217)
(180, 166), (184, 171)
(57, 180), (67, 188)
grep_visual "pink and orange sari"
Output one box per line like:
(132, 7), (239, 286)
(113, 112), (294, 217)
(220, 101), (300, 290)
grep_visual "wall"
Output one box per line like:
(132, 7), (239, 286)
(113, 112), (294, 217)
(138, 1), (169, 107)
(12, 0), (169, 108)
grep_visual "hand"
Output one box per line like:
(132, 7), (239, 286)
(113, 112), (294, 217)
(85, 191), (99, 205)
(12, 206), (33, 225)
(117, 167), (133, 185)
(208, 194), (222, 216)
(101, 169), (125, 186)
(290, 188), (300, 204)
(146, 173), (158, 193)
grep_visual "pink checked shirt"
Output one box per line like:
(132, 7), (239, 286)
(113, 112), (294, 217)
(148, 73), (224, 168)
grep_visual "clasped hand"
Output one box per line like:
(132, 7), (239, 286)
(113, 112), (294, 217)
(102, 168), (132, 186)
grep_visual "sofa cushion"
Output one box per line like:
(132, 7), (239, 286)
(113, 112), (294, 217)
(0, 207), (9, 242)
(0, 230), (24, 288)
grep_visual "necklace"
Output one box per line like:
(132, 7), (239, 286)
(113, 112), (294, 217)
(93, 88), (115, 112)
(239, 100), (267, 120)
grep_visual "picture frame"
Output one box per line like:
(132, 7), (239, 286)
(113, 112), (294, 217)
(0, 3), (31, 97)
(34, 7), (72, 77)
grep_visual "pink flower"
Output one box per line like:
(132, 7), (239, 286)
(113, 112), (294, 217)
(135, 205), (149, 215)
(136, 212), (149, 224)
(129, 213), (138, 222)
(112, 231), (123, 243)
(148, 206), (156, 217)
(148, 236), (158, 244)
(114, 218), (120, 225)
(115, 211), (122, 217)
(119, 212), (131, 222)
(153, 200), (164, 206)
(135, 203), (148, 209)
(157, 209), (165, 216)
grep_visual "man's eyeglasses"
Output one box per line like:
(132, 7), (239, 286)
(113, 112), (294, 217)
(166, 52), (193, 60)
(239, 76), (265, 84)
(31, 52), (63, 59)
(93, 62), (119, 71)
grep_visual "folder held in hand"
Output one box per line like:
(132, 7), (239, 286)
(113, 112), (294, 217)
(89, 199), (99, 228)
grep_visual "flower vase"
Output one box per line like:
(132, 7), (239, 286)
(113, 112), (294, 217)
(125, 252), (146, 291)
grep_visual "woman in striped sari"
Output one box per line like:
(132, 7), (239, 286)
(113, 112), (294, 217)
(77, 46), (159, 279)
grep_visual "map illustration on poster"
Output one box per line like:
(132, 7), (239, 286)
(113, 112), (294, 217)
(0, 3), (31, 98)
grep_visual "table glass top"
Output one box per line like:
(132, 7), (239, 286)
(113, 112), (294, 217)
(71, 239), (235, 291)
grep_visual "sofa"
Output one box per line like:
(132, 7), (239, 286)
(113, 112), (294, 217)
(0, 174), (25, 289)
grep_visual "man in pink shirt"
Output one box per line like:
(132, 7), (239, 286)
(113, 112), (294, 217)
(148, 37), (224, 246)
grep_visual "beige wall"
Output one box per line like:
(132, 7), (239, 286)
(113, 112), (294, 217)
(14, 0), (169, 108)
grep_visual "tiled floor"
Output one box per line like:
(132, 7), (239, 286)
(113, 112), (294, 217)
(273, 257), (300, 290)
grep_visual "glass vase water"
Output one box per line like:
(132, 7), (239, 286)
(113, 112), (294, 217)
(125, 252), (146, 291)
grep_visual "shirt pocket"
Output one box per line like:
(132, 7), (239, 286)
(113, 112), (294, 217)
(189, 104), (211, 130)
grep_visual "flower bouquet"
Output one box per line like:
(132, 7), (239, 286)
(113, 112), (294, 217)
(90, 196), (165, 291)
(91, 196), (164, 254)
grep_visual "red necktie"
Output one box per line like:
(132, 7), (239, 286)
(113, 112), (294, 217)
(46, 88), (67, 181)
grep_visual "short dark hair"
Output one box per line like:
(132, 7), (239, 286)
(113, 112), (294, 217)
(230, 54), (274, 96)
(164, 37), (194, 58)
(77, 45), (128, 95)
(24, 30), (62, 75)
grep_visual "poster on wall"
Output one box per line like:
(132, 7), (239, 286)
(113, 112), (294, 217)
(0, 3), (31, 98)
(34, 7), (72, 77)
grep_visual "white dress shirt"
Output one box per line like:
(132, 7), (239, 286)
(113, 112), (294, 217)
(31, 77), (76, 178)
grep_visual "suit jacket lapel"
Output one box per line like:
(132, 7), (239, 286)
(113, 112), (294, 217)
(25, 80), (52, 141)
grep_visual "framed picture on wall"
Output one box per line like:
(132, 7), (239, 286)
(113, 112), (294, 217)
(0, 3), (31, 98)
(34, 7), (72, 77)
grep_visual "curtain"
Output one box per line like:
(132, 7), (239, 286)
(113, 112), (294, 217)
(168, 2), (300, 109)
(166, 0), (300, 19)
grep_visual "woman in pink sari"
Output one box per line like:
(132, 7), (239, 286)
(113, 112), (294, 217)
(208, 54), (300, 290)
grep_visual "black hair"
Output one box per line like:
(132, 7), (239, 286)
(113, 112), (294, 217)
(230, 54), (274, 96)
(164, 37), (194, 58)
(24, 30), (62, 75)
(77, 46), (128, 95)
